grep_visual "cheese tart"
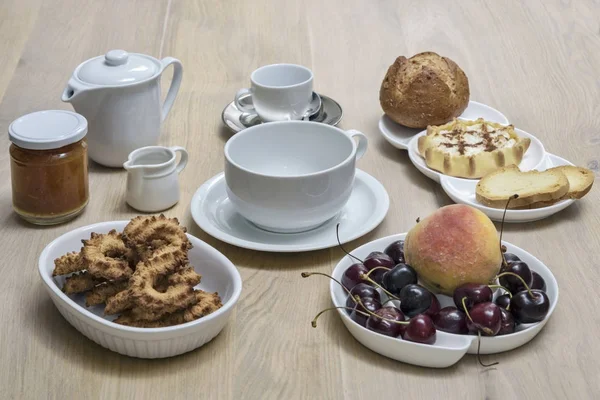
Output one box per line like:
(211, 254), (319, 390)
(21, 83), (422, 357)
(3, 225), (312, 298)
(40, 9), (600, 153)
(418, 118), (531, 178)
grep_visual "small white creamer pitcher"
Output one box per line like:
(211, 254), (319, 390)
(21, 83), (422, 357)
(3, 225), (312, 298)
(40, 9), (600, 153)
(123, 146), (188, 212)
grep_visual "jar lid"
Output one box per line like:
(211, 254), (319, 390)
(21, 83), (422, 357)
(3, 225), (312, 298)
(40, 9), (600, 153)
(76, 49), (159, 86)
(9, 110), (88, 150)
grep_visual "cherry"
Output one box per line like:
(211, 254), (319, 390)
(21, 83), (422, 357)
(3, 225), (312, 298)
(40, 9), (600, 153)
(510, 289), (550, 323)
(399, 284), (432, 317)
(348, 297), (382, 327)
(503, 253), (521, 264)
(425, 293), (441, 317)
(403, 314), (436, 345)
(432, 306), (468, 334)
(346, 283), (380, 305)
(453, 283), (493, 310)
(366, 306), (405, 337)
(363, 253), (394, 285)
(465, 302), (501, 336)
(495, 294), (511, 310)
(499, 261), (532, 293)
(341, 263), (369, 290)
(531, 271), (546, 292)
(497, 307), (516, 335)
(381, 263), (417, 296)
(384, 240), (405, 264)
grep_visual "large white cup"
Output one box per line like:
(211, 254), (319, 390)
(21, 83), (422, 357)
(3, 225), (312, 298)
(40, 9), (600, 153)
(224, 121), (368, 233)
(234, 64), (313, 122)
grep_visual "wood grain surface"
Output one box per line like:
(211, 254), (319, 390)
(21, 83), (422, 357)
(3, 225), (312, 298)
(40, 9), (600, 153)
(1, 0), (599, 399)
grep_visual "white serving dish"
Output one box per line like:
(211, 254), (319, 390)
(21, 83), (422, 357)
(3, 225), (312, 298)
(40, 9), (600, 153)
(441, 153), (576, 223)
(378, 101), (509, 150)
(39, 221), (242, 359)
(330, 233), (558, 368)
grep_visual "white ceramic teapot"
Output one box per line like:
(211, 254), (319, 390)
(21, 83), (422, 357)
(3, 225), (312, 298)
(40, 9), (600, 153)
(62, 49), (183, 167)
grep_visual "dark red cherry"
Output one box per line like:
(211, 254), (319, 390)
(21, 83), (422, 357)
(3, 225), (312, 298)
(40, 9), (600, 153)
(497, 307), (516, 335)
(346, 283), (381, 305)
(499, 261), (532, 293)
(403, 314), (436, 345)
(341, 263), (369, 290)
(384, 240), (405, 264)
(363, 253), (394, 285)
(381, 263), (417, 296)
(366, 306), (405, 337)
(510, 290), (550, 323)
(495, 294), (511, 310)
(453, 283), (493, 310)
(432, 306), (468, 334)
(530, 271), (546, 292)
(503, 253), (521, 264)
(399, 284), (432, 317)
(347, 297), (381, 327)
(466, 302), (501, 336)
(425, 293), (440, 317)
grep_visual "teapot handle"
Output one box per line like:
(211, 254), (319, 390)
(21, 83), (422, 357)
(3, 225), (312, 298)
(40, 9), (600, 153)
(160, 57), (183, 122)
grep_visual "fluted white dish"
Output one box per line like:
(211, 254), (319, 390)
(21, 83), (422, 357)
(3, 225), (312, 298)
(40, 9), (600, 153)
(39, 221), (242, 359)
(330, 233), (558, 368)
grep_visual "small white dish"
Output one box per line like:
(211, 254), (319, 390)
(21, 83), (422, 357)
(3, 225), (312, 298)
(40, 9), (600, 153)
(222, 92), (342, 133)
(378, 101), (509, 150)
(123, 145), (188, 212)
(190, 169), (389, 252)
(330, 233), (558, 368)
(39, 221), (242, 359)
(441, 153), (576, 222)
(407, 126), (547, 183)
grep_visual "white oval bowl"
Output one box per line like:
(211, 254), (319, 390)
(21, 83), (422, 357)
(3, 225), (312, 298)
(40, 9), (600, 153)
(39, 221), (242, 359)
(330, 233), (558, 368)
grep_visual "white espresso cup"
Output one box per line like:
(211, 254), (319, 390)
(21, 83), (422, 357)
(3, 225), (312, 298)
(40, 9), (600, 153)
(234, 64), (313, 122)
(224, 121), (368, 233)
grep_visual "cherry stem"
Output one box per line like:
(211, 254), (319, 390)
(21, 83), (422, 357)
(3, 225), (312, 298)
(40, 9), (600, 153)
(477, 331), (499, 368)
(496, 272), (534, 297)
(311, 306), (368, 327)
(487, 284), (512, 297)
(336, 223), (363, 264)
(359, 271), (400, 301)
(301, 272), (350, 295)
(461, 296), (494, 336)
(500, 194), (519, 269)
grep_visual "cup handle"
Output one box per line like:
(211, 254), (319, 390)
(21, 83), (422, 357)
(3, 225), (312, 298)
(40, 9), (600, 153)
(234, 88), (255, 112)
(170, 146), (188, 173)
(160, 57), (184, 122)
(345, 129), (368, 161)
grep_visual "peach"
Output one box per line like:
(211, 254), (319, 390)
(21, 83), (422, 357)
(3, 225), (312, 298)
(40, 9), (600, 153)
(404, 204), (502, 296)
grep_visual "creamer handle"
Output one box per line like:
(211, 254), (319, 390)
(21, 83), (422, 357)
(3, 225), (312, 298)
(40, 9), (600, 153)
(170, 146), (188, 174)
(160, 57), (183, 122)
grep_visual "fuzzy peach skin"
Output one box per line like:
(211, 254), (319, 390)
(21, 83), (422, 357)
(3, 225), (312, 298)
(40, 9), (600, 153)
(404, 204), (502, 295)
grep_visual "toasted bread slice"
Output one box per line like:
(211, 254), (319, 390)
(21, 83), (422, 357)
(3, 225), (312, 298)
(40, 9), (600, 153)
(547, 166), (594, 199)
(516, 166), (595, 208)
(476, 165), (570, 208)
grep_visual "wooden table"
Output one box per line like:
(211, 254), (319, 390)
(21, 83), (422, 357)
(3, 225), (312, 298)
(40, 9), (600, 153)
(1, 1), (599, 398)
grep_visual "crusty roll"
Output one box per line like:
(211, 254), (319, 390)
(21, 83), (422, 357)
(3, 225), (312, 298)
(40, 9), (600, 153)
(380, 52), (470, 128)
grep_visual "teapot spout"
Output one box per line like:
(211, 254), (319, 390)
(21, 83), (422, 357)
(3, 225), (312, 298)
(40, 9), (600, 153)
(61, 78), (90, 103)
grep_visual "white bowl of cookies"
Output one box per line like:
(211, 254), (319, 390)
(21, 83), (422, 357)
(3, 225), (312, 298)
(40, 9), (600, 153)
(38, 215), (242, 359)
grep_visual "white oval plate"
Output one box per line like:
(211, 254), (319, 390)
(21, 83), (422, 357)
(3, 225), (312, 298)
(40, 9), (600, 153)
(378, 101), (509, 150)
(330, 233), (558, 368)
(190, 169), (389, 252)
(440, 153), (576, 223)
(39, 221), (243, 358)
(407, 126), (547, 183)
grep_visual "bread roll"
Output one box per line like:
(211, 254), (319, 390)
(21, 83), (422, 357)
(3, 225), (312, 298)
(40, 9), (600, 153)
(380, 52), (470, 128)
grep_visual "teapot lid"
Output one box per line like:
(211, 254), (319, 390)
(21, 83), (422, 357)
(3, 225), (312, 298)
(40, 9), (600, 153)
(76, 50), (159, 86)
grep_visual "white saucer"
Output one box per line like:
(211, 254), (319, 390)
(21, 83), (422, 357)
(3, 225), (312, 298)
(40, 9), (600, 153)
(378, 101), (509, 150)
(407, 126), (547, 183)
(190, 169), (390, 252)
(441, 153), (576, 223)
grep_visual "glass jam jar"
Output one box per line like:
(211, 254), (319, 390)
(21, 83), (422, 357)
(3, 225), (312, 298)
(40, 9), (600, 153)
(9, 110), (89, 225)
